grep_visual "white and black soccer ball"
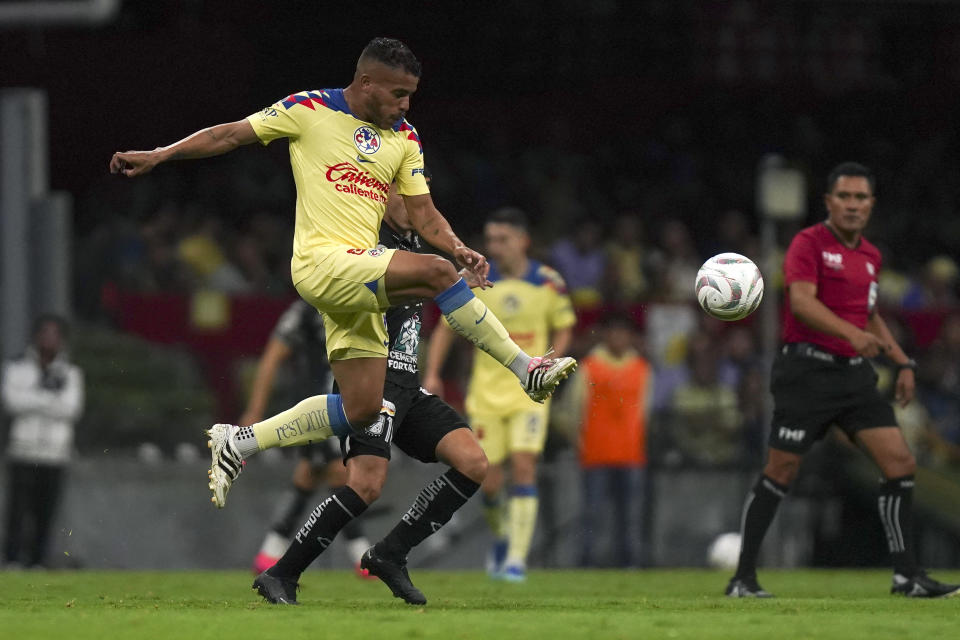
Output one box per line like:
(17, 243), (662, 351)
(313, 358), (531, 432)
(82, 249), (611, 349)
(695, 253), (764, 321)
(706, 532), (742, 569)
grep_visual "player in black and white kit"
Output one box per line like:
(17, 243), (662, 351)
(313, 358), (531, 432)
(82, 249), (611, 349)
(254, 175), (489, 606)
(245, 300), (371, 576)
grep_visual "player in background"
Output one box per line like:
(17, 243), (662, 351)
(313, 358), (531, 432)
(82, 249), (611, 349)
(242, 299), (370, 577)
(726, 162), (960, 599)
(109, 37), (576, 510)
(424, 207), (575, 582)
(254, 178), (488, 606)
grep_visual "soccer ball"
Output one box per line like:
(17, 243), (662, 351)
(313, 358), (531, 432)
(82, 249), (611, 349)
(695, 253), (764, 321)
(707, 532), (742, 569)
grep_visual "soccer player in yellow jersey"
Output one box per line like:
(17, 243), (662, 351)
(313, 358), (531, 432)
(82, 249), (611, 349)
(424, 207), (575, 581)
(110, 38), (576, 512)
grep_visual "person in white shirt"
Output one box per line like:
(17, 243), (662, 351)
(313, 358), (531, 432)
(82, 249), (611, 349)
(2, 315), (84, 568)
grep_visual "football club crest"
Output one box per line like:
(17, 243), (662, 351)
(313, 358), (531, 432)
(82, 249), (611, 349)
(354, 126), (381, 154)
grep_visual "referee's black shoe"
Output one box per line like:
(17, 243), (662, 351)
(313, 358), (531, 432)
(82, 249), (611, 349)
(361, 547), (427, 605)
(253, 570), (300, 605)
(725, 575), (774, 598)
(891, 571), (960, 598)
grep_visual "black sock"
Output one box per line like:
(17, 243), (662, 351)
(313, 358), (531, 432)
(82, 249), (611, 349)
(270, 486), (314, 538)
(270, 486), (368, 578)
(879, 475), (918, 577)
(735, 475), (788, 579)
(376, 468), (480, 561)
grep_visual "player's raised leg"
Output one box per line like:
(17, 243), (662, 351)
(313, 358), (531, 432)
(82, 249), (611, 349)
(207, 357), (388, 508)
(384, 251), (575, 402)
(206, 391), (355, 508)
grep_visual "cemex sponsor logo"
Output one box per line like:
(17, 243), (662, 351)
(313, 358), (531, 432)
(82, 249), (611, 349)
(778, 427), (806, 442)
(326, 162), (389, 203)
(401, 476), (448, 526)
(822, 251), (843, 269)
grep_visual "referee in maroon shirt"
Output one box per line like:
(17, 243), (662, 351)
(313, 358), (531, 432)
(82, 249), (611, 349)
(726, 162), (959, 599)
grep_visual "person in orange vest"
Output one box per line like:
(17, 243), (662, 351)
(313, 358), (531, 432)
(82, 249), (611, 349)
(569, 312), (652, 567)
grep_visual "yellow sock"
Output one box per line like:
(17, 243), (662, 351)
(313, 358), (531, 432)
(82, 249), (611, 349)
(506, 489), (538, 567)
(435, 279), (530, 376)
(242, 394), (349, 454)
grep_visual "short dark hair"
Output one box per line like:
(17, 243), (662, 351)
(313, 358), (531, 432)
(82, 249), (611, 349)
(359, 37), (421, 77)
(32, 313), (69, 339)
(826, 162), (875, 194)
(486, 207), (529, 231)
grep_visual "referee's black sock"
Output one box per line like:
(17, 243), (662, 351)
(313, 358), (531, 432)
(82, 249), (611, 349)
(270, 485), (314, 538)
(735, 475), (789, 580)
(270, 486), (368, 578)
(376, 468), (480, 562)
(878, 475), (918, 577)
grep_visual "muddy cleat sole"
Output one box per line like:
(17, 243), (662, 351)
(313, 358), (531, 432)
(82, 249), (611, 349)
(524, 355), (577, 403)
(725, 576), (774, 598)
(891, 571), (960, 598)
(253, 570), (300, 605)
(361, 547), (427, 605)
(206, 423), (243, 508)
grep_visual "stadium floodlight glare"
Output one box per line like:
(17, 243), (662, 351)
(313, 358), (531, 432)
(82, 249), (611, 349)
(756, 154), (806, 220)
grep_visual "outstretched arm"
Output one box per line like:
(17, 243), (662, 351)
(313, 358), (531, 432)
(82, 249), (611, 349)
(110, 119), (259, 177)
(402, 193), (491, 288)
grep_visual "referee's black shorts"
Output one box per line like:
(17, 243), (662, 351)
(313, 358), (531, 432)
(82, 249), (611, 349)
(769, 343), (896, 454)
(340, 381), (470, 464)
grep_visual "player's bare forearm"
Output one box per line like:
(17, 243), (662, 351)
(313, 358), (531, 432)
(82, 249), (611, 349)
(790, 281), (887, 357)
(406, 197), (461, 253)
(550, 327), (573, 358)
(241, 338), (290, 424)
(110, 119), (257, 177)
(424, 321), (455, 380)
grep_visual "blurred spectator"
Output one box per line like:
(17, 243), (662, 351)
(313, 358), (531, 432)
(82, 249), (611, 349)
(177, 217), (251, 293)
(567, 313), (652, 567)
(648, 219), (701, 303)
(2, 315), (85, 569)
(666, 333), (743, 466)
(918, 313), (960, 447)
(902, 255), (960, 310)
(603, 213), (650, 303)
(551, 218), (607, 308)
(707, 209), (760, 259)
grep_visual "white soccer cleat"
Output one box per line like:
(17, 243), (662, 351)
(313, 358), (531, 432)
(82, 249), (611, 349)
(206, 423), (244, 509)
(523, 355), (577, 403)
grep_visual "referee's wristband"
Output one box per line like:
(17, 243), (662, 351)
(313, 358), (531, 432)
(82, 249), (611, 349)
(895, 358), (918, 374)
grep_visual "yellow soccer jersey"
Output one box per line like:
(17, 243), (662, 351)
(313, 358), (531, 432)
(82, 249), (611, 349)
(247, 89), (429, 282)
(464, 260), (576, 416)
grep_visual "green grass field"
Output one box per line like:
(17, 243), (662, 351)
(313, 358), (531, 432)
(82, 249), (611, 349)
(1, 569), (958, 639)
